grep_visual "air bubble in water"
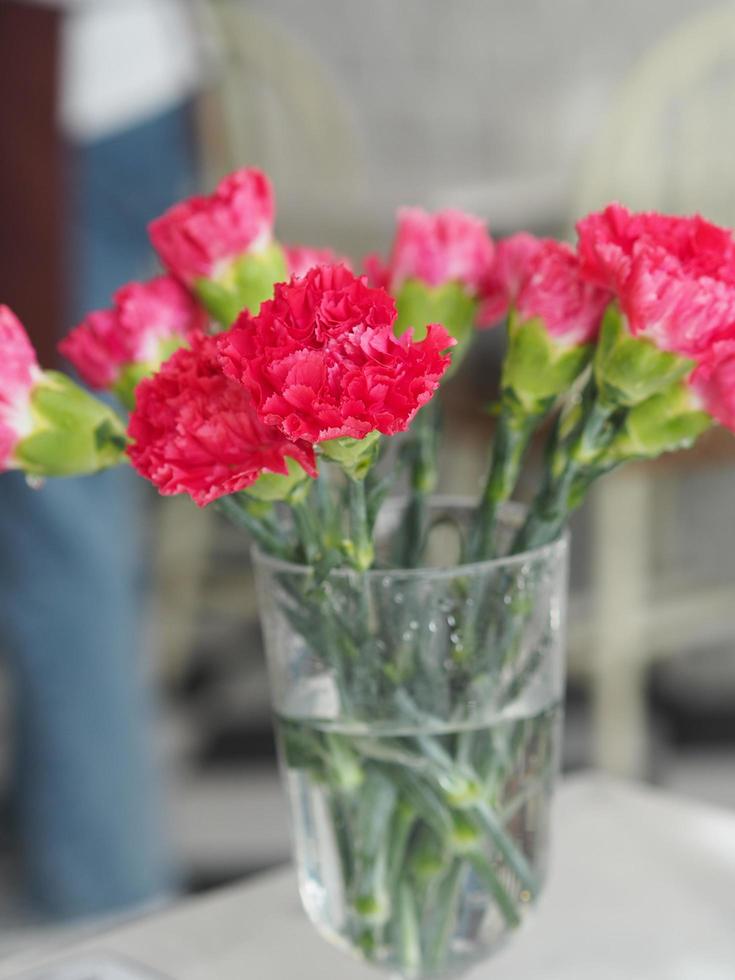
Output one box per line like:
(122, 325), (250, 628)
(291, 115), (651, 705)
(428, 621), (438, 633)
(393, 593), (404, 605)
(408, 620), (419, 630)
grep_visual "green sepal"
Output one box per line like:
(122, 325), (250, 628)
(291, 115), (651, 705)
(244, 457), (313, 503)
(501, 311), (592, 415)
(15, 371), (128, 476)
(594, 303), (694, 409)
(319, 431), (381, 480)
(394, 279), (476, 375)
(194, 242), (288, 329)
(112, 334), (188, 409)
(603, 382), (712, 462)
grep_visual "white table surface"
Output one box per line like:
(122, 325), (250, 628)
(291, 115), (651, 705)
(4, 773), (735, 980)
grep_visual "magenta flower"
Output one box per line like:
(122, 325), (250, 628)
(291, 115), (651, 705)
(576, 203), (735, 357)
(480, 236), (611, 346)
(516, 240), (612, 346)
(218, 264), (453, 445)
(285, 245), (352, 279)
(149, 168), (275, 285)
(127, 334), (316, 507)
(690, 339), (735, 432)
(365, 207), (494, 294)
(0, 305), (40, 470)
(59, 275), (207, 395)
(478, 233), (546, 327)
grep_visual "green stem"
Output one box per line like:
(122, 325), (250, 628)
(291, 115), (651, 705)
(514, 393), (618, 552)
(400, 402), (440, 568)
(214, 495), (292, 559)
(468, 406), (539, 562)
(291, 497), (321, 565)
(396, 882), (422, 976)
(348, 476), (375, 571)
(426, 859), (465, 971)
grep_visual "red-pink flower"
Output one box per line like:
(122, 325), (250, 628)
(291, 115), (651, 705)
(218, 264), (453, 444)
(576, 203), (735, 356)
(365, 207), (494, 294)
(480, 236), (611, 346)
(0, 306), (39, 470)
(149, 168), (275, 285)
(690, 340), (735, 432)
(285, 245), (352, 279)
(477, 233), (546, 326)
(516, 240), (612, 346)
(127, 335), (316, 507)
(60, 275), (206, 390)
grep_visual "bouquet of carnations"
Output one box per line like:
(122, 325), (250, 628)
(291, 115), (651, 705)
(3, 169), (735, 977)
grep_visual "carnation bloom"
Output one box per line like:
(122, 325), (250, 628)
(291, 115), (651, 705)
(285, 245), (352, 278)
(127, 334), (316, 506)
(480, 237), (611, 346)
(149, 168), (275, 285)
(478, 233), (546, 326)
(0, 305), (127, 475)
(689, 339), (735, 432)
(218, 264), (453, 444)
(365, 207), (494, 294)
(59, 275), (206, 395)
(0, 305), (40, 469)
(516, 240), (612, 346)
(576, 203), (735, 357)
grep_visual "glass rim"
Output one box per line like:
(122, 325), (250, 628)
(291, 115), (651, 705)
(251, 495), (569, 579)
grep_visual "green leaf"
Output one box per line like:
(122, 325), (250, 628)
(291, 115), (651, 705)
(394, 279), (477, 375)
(501, 313), (592, 414)
(112, 335), (188, 409)
(246, 457), (312, 502)
(604, 381), (712, 461)
(15, 372), (128, 476)
(319, 431), (381, 480)
(194, 242), (288, 328)
(594, 303), (693, 408)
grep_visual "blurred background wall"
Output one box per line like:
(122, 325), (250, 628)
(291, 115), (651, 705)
(1, 0), (735, 946)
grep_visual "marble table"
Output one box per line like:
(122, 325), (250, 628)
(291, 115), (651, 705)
(3, 774), (735, 979)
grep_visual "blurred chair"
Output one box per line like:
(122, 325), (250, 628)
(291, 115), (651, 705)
(569, 1), (735, 777)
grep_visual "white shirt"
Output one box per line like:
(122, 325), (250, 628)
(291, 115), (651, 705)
(28, 0), (203, 141)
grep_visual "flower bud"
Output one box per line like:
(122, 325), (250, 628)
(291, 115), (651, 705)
(149, 168), (287, 327)
(1, 306), (127, 476)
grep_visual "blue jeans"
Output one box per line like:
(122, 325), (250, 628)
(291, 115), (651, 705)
(0, 104), (196, 919)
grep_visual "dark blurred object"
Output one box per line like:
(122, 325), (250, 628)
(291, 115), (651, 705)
(0, 2), (64, 365)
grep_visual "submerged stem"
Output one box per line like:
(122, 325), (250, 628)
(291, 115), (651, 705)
(348, 476), (375, 571)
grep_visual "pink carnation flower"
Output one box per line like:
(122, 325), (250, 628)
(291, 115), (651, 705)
(477, 232), (546, 326)
(59, 275), (207, 390)
(149, 168), (275, 285)
(0, 306), (40, 470)
(480, 236), (611, 346)
(576, 203), (735, 356)
(218, 264), (454, 444)
(365, 207), (494, 294)
(516, 240), (612, 346)
(285, 245), (352, 279)
(690, 340), (735, 432)
(127, 334), (316, 507)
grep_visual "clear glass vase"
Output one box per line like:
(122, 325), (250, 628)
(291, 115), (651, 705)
(253, 499), (568, 979)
